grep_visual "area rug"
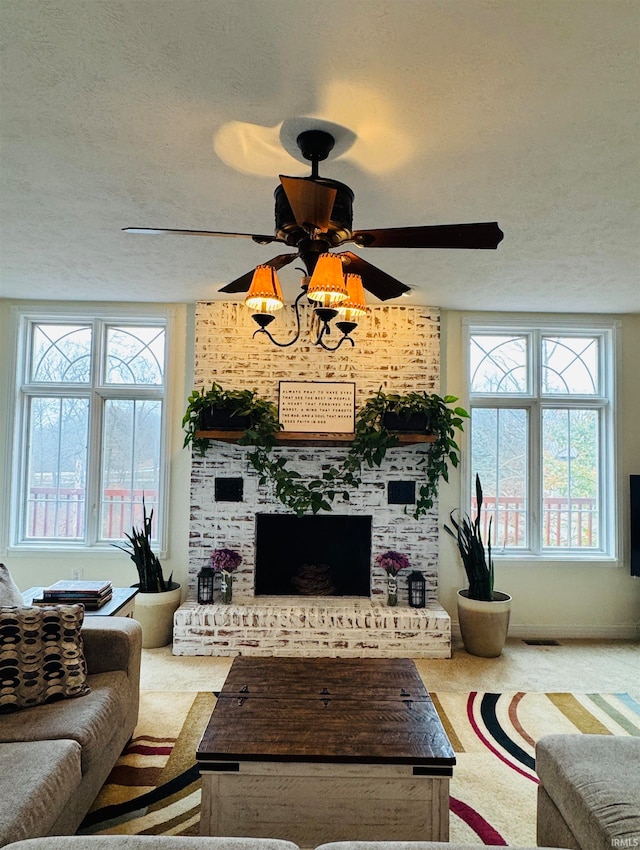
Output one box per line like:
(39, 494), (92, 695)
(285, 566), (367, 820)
(80, 690), (640, 846)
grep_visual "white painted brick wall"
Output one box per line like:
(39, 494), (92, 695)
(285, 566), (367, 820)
(188, 442), (439, 602)
(174, 301), (451, 657)
(194, 302), (441, 406)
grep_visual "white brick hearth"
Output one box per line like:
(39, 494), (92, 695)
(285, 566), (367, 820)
(174, 597), (451, 658)
(174, 302), (452, 658)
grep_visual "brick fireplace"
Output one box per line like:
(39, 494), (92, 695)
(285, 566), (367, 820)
(172, 301), (451, 657)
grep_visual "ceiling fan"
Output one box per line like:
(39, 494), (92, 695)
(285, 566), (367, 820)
(123, 129), (504, 302)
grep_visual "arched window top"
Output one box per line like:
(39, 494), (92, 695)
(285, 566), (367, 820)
(541, 336), (599, 395)
(470, 334), (528, 394)
(106, 326), (165, 385)
(31, 325), (92, 383)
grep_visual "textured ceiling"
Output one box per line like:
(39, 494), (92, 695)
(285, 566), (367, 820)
(1, 0), (638, 311)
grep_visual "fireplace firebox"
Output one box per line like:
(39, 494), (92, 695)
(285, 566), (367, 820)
(254, 514), (372, 597)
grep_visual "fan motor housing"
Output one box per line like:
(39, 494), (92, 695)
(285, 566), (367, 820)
(274, 178), (354, 247)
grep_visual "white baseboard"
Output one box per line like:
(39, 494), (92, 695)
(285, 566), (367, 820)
(452, 622), (640, 641)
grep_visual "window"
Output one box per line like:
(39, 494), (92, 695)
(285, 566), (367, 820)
(11, 314), (168, 548)
(466, 323), (616, 558)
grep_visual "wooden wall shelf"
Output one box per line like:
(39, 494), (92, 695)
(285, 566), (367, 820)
(196, 430), (436, 448)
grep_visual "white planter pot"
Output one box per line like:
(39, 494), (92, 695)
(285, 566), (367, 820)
(457, 588), (512, 658)
(133, 583), (181, 649)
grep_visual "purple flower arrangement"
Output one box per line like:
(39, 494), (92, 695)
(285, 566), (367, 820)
(375, 550), (411, 576)
(210, 548), (242, 573)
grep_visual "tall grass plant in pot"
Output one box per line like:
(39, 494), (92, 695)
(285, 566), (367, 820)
(113, 499), (181, 648)
(444, 475), (511, 657)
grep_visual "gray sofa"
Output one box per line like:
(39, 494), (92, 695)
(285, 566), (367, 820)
(0, 842), (558, 850)
(3, 842), (300, 850)
(0, 617), (142, 847)
(536, 733), (640, 850)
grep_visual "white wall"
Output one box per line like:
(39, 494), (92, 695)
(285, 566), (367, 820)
(2, 299), (638, 638)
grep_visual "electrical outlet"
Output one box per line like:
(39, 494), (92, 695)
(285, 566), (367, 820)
(71, 567), (83, 581)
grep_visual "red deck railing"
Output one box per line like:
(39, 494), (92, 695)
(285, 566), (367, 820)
(26, 487), (158, 540)
(473, 495), (598, 548)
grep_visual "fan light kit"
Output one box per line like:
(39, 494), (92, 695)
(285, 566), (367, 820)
(124, 128), (504, 350)
(245, 254), (368, 350)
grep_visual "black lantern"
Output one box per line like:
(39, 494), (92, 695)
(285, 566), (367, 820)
(197, 566), (215, 604)
(408, 570), (426, 608)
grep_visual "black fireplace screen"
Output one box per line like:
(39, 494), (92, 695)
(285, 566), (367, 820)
(254, 513), (372, 596)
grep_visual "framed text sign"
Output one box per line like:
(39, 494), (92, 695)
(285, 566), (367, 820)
(278, 381), (356, 433)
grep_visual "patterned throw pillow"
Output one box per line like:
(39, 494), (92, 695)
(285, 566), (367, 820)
(0, 604), (91, 712)
(0, 563), (24, 607)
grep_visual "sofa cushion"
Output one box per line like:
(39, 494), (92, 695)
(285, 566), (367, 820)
(0, 604), (90, 713)
(2, 838), (301, 849)
(0, 564), (23, 607)
(315, 846), (549, 850)
(536, 733), (640, 850)
(0, 670), (128, 774)
(0, 739), (82, 846)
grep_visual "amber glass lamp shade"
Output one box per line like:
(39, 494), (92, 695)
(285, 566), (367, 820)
(306, 254), (348, 307)
(245, 265), (284, 313)
(337, 274), (368, 321)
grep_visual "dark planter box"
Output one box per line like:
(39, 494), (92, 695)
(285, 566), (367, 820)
(201, 406), (251, 431)
(382, 411), (429, 432)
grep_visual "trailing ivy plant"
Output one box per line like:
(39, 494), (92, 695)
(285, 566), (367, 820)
(245, 426), (363, 517)
(347, 389), (470, 519)
(182, 382), (360, 516)
(247, 447), (361, 517)
(182, 383), (468, 519)
(182, 382), (281, 457)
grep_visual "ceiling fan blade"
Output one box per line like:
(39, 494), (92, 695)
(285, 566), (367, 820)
(339, 252), (411, 302)
(123, 227), (278, 245)
(218, 253), (297, 294)
(352, 222), (504, 250)
(279, 176), (337, 232)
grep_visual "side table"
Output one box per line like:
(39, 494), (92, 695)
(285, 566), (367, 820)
(22, 586), (138, 618)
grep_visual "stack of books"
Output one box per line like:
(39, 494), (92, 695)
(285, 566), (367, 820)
(33, 580), (113, 610)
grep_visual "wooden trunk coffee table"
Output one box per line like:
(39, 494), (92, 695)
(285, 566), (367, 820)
(196, 656), (455, 846)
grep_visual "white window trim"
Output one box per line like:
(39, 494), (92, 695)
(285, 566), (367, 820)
(461, 314), (620, 564)
(4, 303), (175, 555)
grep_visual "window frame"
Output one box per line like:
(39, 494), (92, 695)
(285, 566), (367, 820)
(463, 317), (619, 562)
(6, 306), (173, 553)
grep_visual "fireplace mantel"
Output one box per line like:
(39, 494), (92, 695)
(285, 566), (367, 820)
(197, 429), (436, 447)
